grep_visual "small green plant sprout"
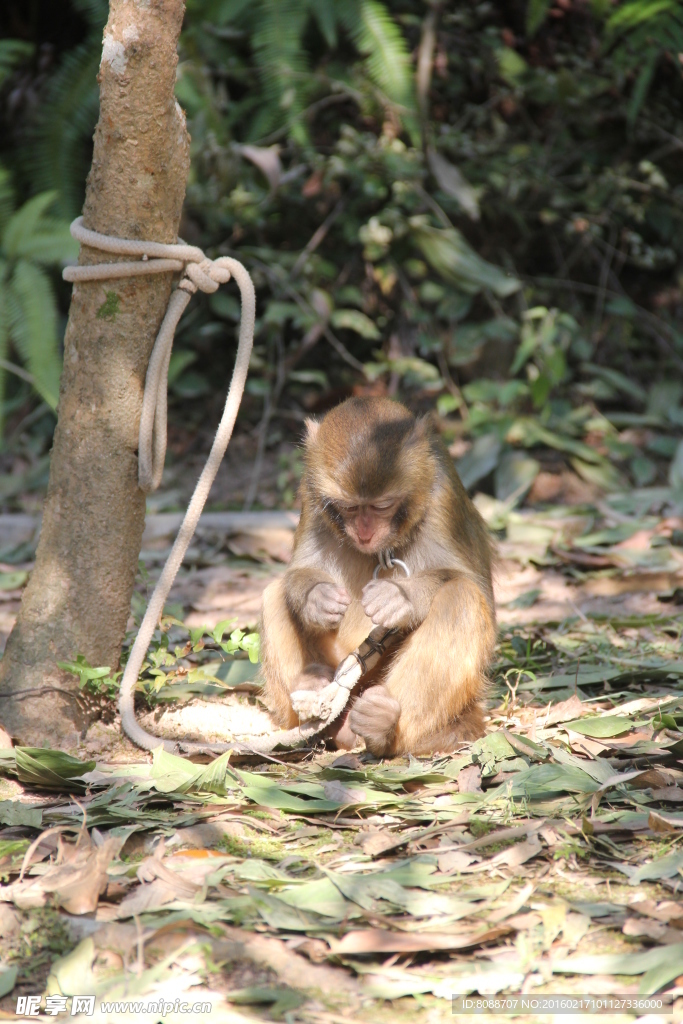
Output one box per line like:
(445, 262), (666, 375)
(210, 619), (260, 663)
(58, 655), (120, 698)
(131, 617), (261, 696)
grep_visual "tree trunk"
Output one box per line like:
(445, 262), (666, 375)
(0, 0), (190, 747)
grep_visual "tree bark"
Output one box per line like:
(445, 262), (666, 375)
(0, 0), (190, 747)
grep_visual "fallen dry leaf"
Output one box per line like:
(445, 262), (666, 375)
(623, 916), (668, 940)
(358, 830), (409, 857)
(169, 821), (247, 848)
(651, 786), (683, 802)
(457, 765), (482, 793)
(506, 911), (542, 931)
(648, 811), (681, 832)
(487, 882), (536, 924)
(226, 528), (294, 564)
(623, 916), (682, 943)
(628, 899), (683, 926)
(2, 834), (119, 914)
(583, 571), (682, 596)
(328, 925), (511, 955)
(540, 695), (586, 726)
(488, 834), (542, 870)
(630, 769), (675, 789)
(437, 849), (479, 872)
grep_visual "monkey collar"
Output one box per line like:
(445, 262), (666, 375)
(373, 549), (410, 579)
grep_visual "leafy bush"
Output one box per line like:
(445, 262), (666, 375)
(2, 0), (683, 502)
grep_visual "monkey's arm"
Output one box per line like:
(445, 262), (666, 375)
(361, 569), (455, 631)
(285, 567), (351, 631)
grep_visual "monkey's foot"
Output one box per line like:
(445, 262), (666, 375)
(328, 710), (358, 749)
(348, 684), (401, 756)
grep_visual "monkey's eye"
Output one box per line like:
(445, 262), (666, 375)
(370, 501), (394, 512)
(346, 506), (359, 514)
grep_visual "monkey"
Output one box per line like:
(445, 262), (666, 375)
(259, 396), (496, 757)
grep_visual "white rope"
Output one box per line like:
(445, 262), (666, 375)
(64, 217), (256, 752)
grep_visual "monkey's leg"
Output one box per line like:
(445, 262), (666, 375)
(350, 577), (495, 756)
(260, 578), (334, 728)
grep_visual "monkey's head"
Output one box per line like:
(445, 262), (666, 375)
(303, 397), (436, 555)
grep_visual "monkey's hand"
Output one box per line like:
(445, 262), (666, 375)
(361, 578), (414, 630)
(349, 685), (401, 756)
(303, 582), (351, 630)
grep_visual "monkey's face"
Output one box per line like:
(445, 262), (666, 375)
(305, 396), (435, 555)
(332, 497), (400, 554)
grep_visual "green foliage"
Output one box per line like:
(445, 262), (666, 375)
(60, 617), (260, 701)
(23, 0), (107, 219)
(182, 0), (415, 144)
(3, 0), (683, 493)
(604, 0), (683, 123)
(57, 655), (119, 699)
(0, 179), (78, 432)
(0, 40), (33, 88)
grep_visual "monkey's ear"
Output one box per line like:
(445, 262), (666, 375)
(304, 418), (320, 445)
(415, 412), (435, 437)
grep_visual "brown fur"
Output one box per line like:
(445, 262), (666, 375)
(259, 396), (496, 756)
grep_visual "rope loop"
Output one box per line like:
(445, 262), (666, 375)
(63, 218), (245, 493)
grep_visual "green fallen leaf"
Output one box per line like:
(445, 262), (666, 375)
(0, 799), (42, 828)
(611, 847), (683, 884)
(412, 222), (520, 297)
(0, 966), (17, 998)
(226, 986), (306, 1015)
(0, 570), (27, 590)
(14, 747), (95, 790)
(553, 942), (683, 984)
(563, 716), (632, 738)
(151, 747), (237, 794)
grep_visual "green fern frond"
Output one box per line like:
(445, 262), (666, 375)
(250, 0), (311, 142)
(2, 192), (60, 258)
(0, 40), (33, 88)
(25, 44), (102, 219)
(606, 0), (678, 33)
(342, 0), (414, 110)
(308, 0), (338, 48)
(0, 168), (15, 237)
(10, 226), (79, 266)
(603, 0), (683, 121)
(6, 262), (61, 409)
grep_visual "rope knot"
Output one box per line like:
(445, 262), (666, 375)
(63, 218), (252, 495)
(184, 258), (231, 294)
